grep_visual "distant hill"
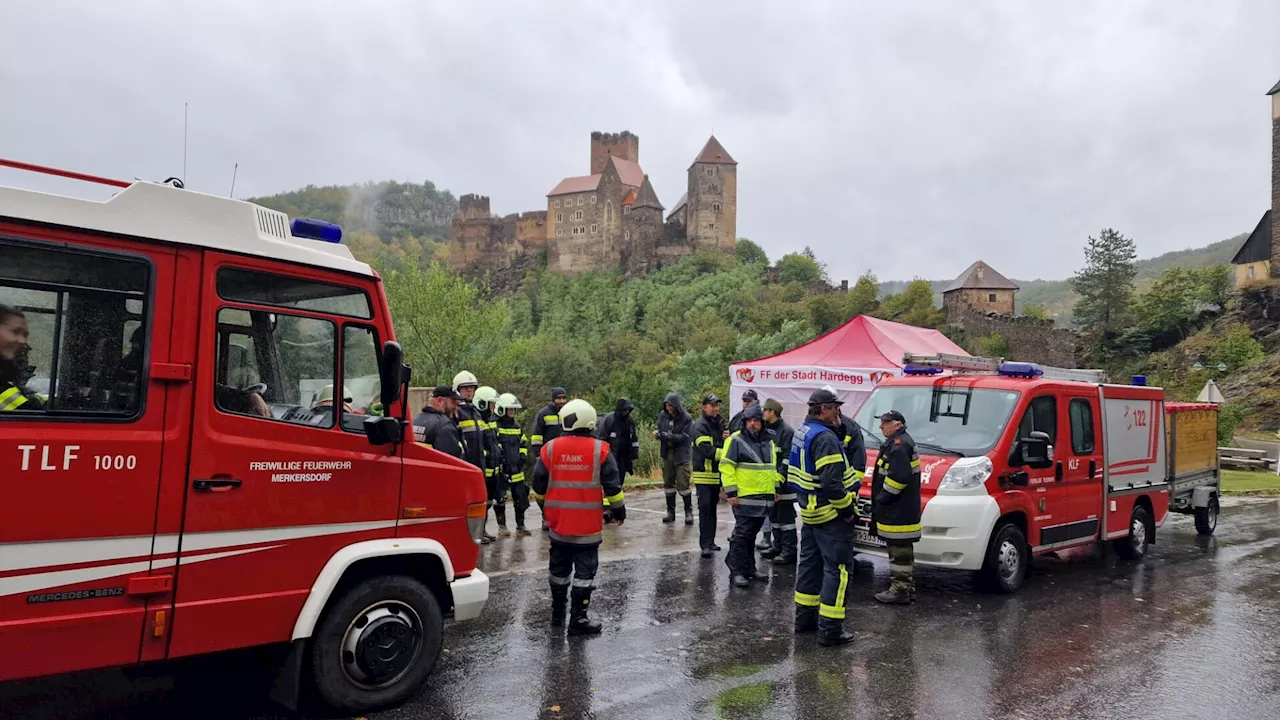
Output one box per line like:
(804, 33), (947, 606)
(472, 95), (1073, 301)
(249, 180), (458, 243)
(879, 234), (1247, 323)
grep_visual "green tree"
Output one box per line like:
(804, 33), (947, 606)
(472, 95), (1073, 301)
(846, 271), (879, 317)
(975, 333), (1010, 357)
(1193, 264), (1233, 310)
(806, 294), (846, 334)
(1071, 228), (1137, 341)
(775, 252), (824, 285)
(875, 279), (945, 328)
(735, 238), (769, 266)
(1022, 304), (1049, 320)
(1136, 267), (1198, 340)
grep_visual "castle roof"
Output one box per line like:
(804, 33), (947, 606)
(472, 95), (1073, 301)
(1232, 210), (1272, 264)
(942, 260), (1019, 293)
(1269, 78), (1280, 95)
(632, 175), (664, 211)
(690, 135), (736, 168)
(667, 192), (688, 221)
(547, 155), (646, 197)
(621, 188), (637, 206)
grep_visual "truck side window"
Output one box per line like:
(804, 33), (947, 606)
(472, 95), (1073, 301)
(1069, 398), (1095, 454)
(1016, 395), (1057, 446)
(0, 239), (149, 418)
(214, 307), (337, 428)
(339, 325), (381, 432)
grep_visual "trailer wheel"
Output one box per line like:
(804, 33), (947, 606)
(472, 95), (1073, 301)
(1113, 505), (1152, 560)
(1194, 496), (1219, 536)
(310, 575), (443, 713)
(979, 522), (1028, 594)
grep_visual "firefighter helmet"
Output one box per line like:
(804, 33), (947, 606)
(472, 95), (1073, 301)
(559, 398), (597, 432)
(496, 392), (522, 414)
(314, 385), (352, 406)
(474, 386), (499, 413)
(452, 370), (478, 391)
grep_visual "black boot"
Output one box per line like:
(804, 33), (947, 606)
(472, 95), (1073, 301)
(550, 584), (568, 626)
(495, 505), (510, 537)
(515, 510), (531, 536)
(756, 535), (773, 552)
(567, 588), (602, 636)
(683, 494), (694, 526)
(772, 529), (796, 565)
(794, 606), (818, 634)
(818, 629), (856, 647)
(663, 494), (676, 523)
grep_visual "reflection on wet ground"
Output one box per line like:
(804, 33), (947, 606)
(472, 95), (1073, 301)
(5, 493), (1280, 720)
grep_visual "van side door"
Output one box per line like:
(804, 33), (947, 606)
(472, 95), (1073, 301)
(0, 229), (173, 681)
(170, 255), (402, 660)
(1061, 393), (1103, 543)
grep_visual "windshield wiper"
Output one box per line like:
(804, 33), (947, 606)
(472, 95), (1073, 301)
(915, 441), (964, 457)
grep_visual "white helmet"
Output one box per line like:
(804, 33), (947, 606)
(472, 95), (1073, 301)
(496, 392), (522, 414)
(559, 398), (597, 432)
(452, 370), (478, 391)
(474, 386), (499, 412)
(315, 385), (352, 405)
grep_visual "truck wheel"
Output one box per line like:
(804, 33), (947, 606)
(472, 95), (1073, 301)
(979, 522), (1028, 594)
(1113, 505), (1152, 560)
(310, 575), (444, 713)
(1194, 496), (1219, 536)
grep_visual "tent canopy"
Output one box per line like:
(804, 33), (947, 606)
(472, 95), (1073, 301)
(727, 315), (968, 426)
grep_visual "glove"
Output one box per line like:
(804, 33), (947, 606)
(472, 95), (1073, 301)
(610, 505), (627, 523)
(838, 506), (857, 523)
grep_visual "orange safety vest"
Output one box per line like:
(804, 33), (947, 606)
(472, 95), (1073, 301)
(541, 435), (609, 544)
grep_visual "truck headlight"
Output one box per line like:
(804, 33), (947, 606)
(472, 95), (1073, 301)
(938, 457), (993, 493)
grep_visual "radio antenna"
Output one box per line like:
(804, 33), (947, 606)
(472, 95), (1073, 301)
(182, 102), (189, 186)
(229, 162), (238, 198)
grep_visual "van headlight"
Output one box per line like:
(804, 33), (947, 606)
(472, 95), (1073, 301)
(937, 457), (993, 493)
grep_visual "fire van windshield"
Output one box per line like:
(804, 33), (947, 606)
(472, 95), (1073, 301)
(853, 385), (1022, 457)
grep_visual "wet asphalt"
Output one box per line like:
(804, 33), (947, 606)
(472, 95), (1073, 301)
(6, 492), (1280, 720)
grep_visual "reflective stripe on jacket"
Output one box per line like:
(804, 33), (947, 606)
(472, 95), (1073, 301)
(788, 418), (853, 525)
(871, 429), (922, 541)
(720, 430), (778, 518)
(691, 413), (725, 485)
(0, 385), (30, 411)
(496, 417), (528, 482)
(530, 402), (563, 453)
(536, 436), (625, 545)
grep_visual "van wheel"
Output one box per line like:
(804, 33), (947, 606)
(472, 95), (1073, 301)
(310, 575), (443, 713)
(1194, 496), (1219, 536)
(1113, 505), (1152, 560)
(979, 522), (1028, 594)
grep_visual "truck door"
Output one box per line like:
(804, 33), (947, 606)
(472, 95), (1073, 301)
(0, 231), (174, 681)
(170, 255), (402, 659)
(1012, 393), (1069, 549)
(1060, 393), (1103, 543)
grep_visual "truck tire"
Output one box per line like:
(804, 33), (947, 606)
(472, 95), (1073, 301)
(310, 575), (444, 713)
(1194, 496), (1219, 536)
(979, 522), (1028, 594)
(1113, 505), (1152, 560)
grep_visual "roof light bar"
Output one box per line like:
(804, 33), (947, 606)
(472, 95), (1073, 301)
(290, 218), (343, 243)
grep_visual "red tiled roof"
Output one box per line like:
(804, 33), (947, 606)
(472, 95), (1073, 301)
(610, 157), (645, 187)
(547, 174), (601, 197)
(621, 188), (637, 206)
(691, 135), (736, 166)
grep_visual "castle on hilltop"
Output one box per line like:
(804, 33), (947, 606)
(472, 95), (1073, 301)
(450, 131), (738, 279)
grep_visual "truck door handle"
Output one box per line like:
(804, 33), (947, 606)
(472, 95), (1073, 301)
(1089, 459), (1097, 478)
(1055, 461), (1063, 482)
(193, 476), (242, 492)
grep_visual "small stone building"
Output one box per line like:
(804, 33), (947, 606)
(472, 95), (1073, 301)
(942, 260), (1019, 319)
(1232, 78), (1280, 285)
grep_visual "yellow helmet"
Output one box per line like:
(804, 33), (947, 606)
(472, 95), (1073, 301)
(474, 386), (499, 413)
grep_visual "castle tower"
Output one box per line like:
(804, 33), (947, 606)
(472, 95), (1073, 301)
(622, 174), (664, 274)
(457, 194), (491, 220)
(1269, 79), (1280, 277)
(590, 131), (640, 175)
(685, 135), (737, 251)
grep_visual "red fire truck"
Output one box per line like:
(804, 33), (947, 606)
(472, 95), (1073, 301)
(0, 160), (489, 712)
(851, 353), (1220, 593)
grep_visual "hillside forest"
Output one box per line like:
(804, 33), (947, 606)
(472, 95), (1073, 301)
(252, 182), (1272, 465)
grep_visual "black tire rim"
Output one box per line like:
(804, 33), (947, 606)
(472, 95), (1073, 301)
(339, 600), (424, 690)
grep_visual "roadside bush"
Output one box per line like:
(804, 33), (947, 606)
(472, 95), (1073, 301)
(1218, 403), (1247, 445)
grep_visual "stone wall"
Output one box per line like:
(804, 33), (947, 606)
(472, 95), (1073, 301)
(1270, 105), (1280, 277)
(450, 210), (546, 276)
(943, 288), (1015, 316)
(590, 131), (639, 174)
(948, 306), (1082, 367)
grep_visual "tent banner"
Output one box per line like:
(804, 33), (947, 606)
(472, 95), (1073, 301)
(729, 365), (900, 390)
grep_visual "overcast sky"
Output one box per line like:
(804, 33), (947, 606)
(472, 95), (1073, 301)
(3, 1), (1278, 282)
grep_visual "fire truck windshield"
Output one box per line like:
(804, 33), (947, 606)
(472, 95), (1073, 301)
(853, 385), (1022, 457)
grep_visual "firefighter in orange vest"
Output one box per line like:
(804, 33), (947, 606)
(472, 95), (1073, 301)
(531, 399), (626, 635)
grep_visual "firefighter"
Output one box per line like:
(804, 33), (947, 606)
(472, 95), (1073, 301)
(596, 397), (638, 524)
(654, 392), (694, 525)
(531, 387), (569, 531)
(474, 386), (504, 536)
(761, 398), (798, 565)
(727, 388), (758, 435)
(691, 394), (726, 557)
(791, 388), (857, 647)
(495, 392), (532, 536)
(870, 410), (921, 605)
(453, 371), (494, 544)
(827, 385), (869, 502)
(0, 305), (44, 412)
(721, 403), (777, 587)
(412, 385), (463, 458)
(531, 399), (626, 635)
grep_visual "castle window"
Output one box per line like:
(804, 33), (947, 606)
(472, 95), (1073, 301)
(705, 167), (714, 176)
(553, 199), (560, 208)
(590, 195), (597, 204)
(557, 229), (563, 237)
(573, 209), (584, 221)
(556, 212), (563, 223)
(605, 201), (614, 223)
(712, 203), (721, 213)
(988, 293), (997, 302)
(590, 223), (598, 234)
(708, 223), (715, 231)
(625, 230), (631, 240)
(577, 197), (584, 206)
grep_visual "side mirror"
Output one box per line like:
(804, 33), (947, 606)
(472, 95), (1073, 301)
(1019, 431), (1053, 469)
(364, 416), (403, 446)
(379, 341), (405, 407)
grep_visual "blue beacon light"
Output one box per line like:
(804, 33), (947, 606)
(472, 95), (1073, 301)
(903, 364), (944, 376)
(1131, 375), (1147, 386)
(291, 218), (343, 243)
(997, 362), (1044, 378)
